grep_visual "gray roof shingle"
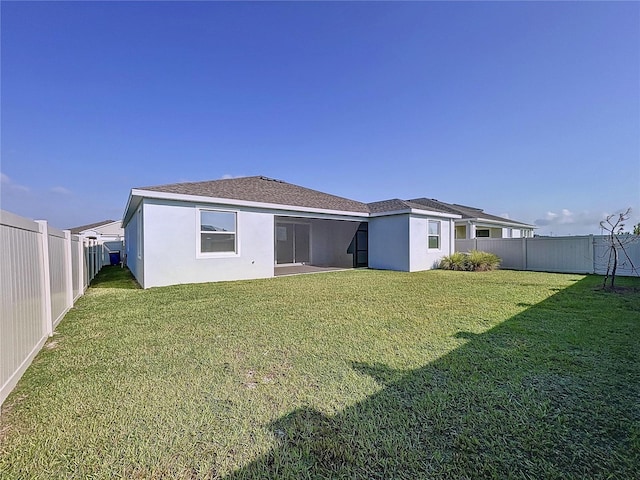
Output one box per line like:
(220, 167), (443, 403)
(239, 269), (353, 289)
(137, 176), (370, 213)
(409, 198), (533, 227)
(70, 219), (118, 234)
(367, 199), (454, 214)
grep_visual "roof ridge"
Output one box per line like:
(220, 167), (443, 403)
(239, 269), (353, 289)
(134, 176), (370, 213)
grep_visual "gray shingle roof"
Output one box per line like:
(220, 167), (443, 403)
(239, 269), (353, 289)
(70, 220), (118, 234)
(137, 176), (370, 213)
(367, 199), (454, 214)
(409, 198), (533, 227)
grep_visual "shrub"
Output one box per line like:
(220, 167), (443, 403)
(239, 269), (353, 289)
(439, 252), (469, 271)
(439, 250), (501, 272)
(467, 250), (501, 271)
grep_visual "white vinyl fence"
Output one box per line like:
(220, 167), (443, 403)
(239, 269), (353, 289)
(1, 210), (111, 407)
(456, 235), (640, 276)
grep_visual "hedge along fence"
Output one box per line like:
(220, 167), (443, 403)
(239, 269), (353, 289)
(0, 210), (106, 407)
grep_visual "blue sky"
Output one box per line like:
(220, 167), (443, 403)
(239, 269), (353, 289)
(1, 1), (638, 235)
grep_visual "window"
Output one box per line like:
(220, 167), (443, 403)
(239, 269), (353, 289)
(476, 229), (490, 238)
(199, 209), (236, 254)
(428, 220), (440, 249)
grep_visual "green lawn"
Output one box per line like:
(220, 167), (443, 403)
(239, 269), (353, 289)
(1, 267), (639, 479)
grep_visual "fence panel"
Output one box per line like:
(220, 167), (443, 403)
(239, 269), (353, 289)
(455, 239), (475, 253)
(476, 238), (526, 270)
(0, 211), (48, 407)
(594, 236), (640, 276)
(71, 235), (81, 300)
(1, 210), (112, 407)
(526, 236), (594, 274)
(456, 238), (526, 270)
(456, 235), (639, 276)
(47, 226), (69, 328)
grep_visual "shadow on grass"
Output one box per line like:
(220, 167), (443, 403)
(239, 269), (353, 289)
(90, 265), (140, 289)
(225, 276), (640, 479)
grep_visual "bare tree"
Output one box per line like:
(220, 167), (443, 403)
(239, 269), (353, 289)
(600, 208), (639, 289)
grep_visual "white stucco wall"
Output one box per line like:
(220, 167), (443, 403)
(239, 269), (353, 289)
(369, 214), (454, 272)
(141, 199), (274, 288)
(408, 215), (454, 272)
(93, 222), (124, 236)
(368, 215), (410, 271)
(124, 205), (144, 287)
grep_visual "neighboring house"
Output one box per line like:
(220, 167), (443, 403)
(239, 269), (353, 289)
(70, 219), (125, 265)
(408, 198), (535, 239)
(121, 176), (461, 288)
(70, 219), (124, 242)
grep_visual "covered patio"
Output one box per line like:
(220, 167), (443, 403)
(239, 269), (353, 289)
(274, 216), (368, 273)
(274, 264), (351, 276)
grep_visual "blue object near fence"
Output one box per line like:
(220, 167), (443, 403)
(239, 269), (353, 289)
(109, 252), (121, 265)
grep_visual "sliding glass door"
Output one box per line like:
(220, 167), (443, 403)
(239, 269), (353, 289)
(276, 223), (310, 264)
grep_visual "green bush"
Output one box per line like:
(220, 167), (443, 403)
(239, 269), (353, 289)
(467, 250), (501, 271)
(439, 250), (501, 272)
(439, 252), (469, 271)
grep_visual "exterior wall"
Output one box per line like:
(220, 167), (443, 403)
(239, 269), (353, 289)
(408, 215), (454, 272)
(125, 204), (144, 287)
(93, 221), (124, 236)
(368, 215), (410, 271)
(506, 228), (522, 239)
(308, 218), (360, 268)
(456, 221), (533, 240)
(141, 199), (274, 288)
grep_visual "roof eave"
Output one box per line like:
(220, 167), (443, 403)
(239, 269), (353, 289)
(122, 191), (143, 227)
(460, 217), (536, 229)
(127, 188), (370, 218)
(370, 208), (461, 219)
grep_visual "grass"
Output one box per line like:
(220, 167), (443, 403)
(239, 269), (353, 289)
(1, 267), (639, 479)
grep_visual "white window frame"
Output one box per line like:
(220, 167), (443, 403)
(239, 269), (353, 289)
(427, 220), (441, 250)
(196, 207), (239, 258)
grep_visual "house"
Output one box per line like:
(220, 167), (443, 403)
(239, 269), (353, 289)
(70, 219), (124, 241)
(407, 198), (535, 239)
(70, 219), (124, 265)
(121, 176), (461, 288)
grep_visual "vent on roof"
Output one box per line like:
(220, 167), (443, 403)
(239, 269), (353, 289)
(257, 176), (285, 183)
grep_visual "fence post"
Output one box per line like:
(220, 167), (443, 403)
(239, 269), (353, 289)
(522, 237), (528, 271)
(35, 220), (54, 337)
(64, 230), (74, 309)
(89, 240), (95, 282)
(589, 234), (595, 274)
(76, 236), (83, 295)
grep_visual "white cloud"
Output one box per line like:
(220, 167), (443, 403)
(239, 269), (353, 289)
(533, 207), (634, 235)
(536, 209), (579, 226)
(0, 172), (30, 192)
(50, 186), (72, 195)
(221, 174), (243, 179)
